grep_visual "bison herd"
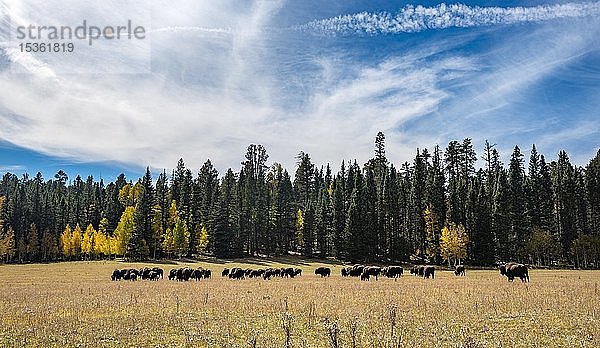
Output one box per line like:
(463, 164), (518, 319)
(222, 267), (302, 280)
(111, 267), (163, 281)
(167, 267), (212, 281)
(110, 262), (529, 283)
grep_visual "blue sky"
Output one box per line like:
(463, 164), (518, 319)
(0, 0), (599, 181)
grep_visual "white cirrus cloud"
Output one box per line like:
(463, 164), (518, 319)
(294, 2), (600, 35)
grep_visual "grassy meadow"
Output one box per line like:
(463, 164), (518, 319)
(0, 259), (598, 347)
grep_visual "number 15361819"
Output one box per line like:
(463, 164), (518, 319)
(19, 42), (75, 53)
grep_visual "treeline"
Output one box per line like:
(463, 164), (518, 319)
(0, 134), (599, 267)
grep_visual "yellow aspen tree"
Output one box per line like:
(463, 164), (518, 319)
(196, 225), (209, 253)
(109, 236), (119, 259)
(114, 206), (136, 256)
(0, 227), (15, 263)
(439, 222), (468, 266)
(168, 200), (179, 229)
(97, 217), (110, 258)
(295, 209), (304, 249)
(92, 228), (102, 258)
(162, 227), (174, 257)
(60, 225), (72, 259)
(81, 224), (95, 259)
(71, 224), (83, 259)
(172, 217), (189, 258)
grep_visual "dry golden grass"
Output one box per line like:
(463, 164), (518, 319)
(0, 259), (598, 347)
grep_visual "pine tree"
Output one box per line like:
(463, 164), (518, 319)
(25, 223), (39, 262)
(132, 168), (154, 259)
(410, 149), (427, 260)
(466, 171), (495, 265)
(424, 205), (440, 261)
(40, 229), (58, 261)
(507, 145), (528, 259)
(551, 151), (578, 258)
(586, 150), (600, 236)
(211, 169), (240, 258)
(331, 162), (347, 259)
(240, 144), (269, 255)
(492, 169), (511, 262)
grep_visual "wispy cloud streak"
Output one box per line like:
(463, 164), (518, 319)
(295, 2), (600, 35)
(150, 26), (231, 34)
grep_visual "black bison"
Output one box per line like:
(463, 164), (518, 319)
(410, 266), (426, 276)
(454, 265), (466, 276)
(111, 269), (122, 281)
(121, 269), (139, 281)
(360, 272), (370, 281)
(229, 268), (245, 280)
(423, 266), (435, 279)
(263, 268), (276, 280)
(314, 267), (331, 277)
(148, 270), (161, 280)
(294, 268), (302, 277)
(348, 264), (365, 277)
(362, 266), (382, 280)
(499, 263), (529, 282)
(382, 266), (403, 278)
(341, 267), (350, 277)
(171, 267), (194, 281)
(168, 268), (178, 280)
(222, 268), (230, 277)
(152, 267), (164, 279)
(281, 267), (296, 278)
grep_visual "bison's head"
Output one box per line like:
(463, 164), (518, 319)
(499, 265), (506, 275)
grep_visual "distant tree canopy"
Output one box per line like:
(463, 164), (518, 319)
(0, 137), (599, 267)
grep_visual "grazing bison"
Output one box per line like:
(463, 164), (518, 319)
(281, 267), (296, 278)
(348, 264), (365, 277)
(423, 266), (435, 279)
(111, 269), (122, 281)
(229, 268), (245, 280)
(499, 263), (529, 282)
(360, 271), (370, 281)
(410, 266), (426, 276)
(222, 268), (230, 277)
(454, 265), (466, 276)
(294, 268), (302, 277)
(168, 268), (177, 280)
(314, 267), (331, 277)
(263, 268), (276, 280)
(191, 268), (204, 280)
(382, 266), (403, 278)
(362, 266), (382, 280)
(152, 267), (164, 279)
(148, 270), (161, 281)
(122, 269), (139, 281)
(175, 267), (193, 281)
(341, 267), (350, 277)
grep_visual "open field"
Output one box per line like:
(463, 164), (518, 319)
(0, 259), (598, 347)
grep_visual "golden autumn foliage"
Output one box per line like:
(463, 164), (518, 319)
(439, 222), (468, 266)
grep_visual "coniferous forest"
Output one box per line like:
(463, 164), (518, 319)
(0, 133), (599, 268)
